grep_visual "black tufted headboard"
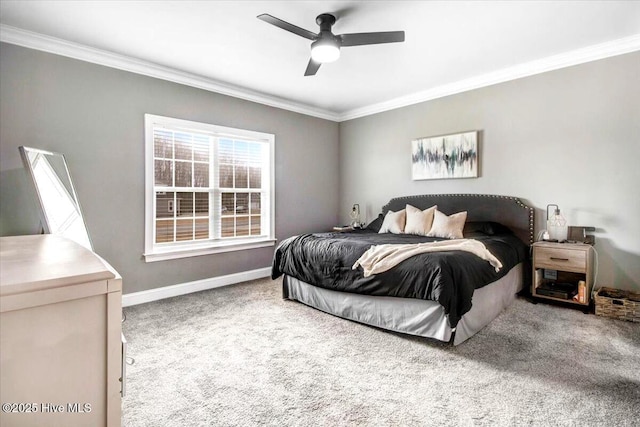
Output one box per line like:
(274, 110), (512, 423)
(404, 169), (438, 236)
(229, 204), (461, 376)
(381, 194), (534, 246)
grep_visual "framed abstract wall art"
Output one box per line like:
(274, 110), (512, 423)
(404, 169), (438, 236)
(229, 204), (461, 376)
(411, 131), (478, 180)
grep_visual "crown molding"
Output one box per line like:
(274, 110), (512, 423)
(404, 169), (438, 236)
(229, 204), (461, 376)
(0, 24), (340, 122)
(338, 33), (640, 121)
(2, 24), (638, 123)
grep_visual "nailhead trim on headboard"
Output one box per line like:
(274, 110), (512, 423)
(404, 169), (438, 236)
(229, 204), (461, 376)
(381, 193), (535, 246)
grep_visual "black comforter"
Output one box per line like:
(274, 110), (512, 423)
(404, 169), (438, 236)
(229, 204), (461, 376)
(272, 230), (528, 327)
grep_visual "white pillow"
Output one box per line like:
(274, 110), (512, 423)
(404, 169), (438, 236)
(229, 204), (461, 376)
(404, 204), (437, 236)
(427, 210), (468, 239)
(378, 209), (406, 234)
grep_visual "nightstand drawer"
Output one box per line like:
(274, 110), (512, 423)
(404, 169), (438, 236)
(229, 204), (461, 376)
(535, 246), (586, 272)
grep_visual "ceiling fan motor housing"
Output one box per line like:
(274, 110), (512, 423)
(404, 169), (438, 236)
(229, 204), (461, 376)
(311, 14), (340, 63)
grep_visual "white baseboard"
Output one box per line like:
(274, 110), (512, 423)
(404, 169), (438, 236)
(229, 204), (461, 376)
(122, 267), (271, 307)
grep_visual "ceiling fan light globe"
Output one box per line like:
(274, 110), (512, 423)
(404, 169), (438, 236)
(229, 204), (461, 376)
(311, 41), (340, 63)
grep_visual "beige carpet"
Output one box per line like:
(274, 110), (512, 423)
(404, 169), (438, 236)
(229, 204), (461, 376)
(122, 277), (639, 426)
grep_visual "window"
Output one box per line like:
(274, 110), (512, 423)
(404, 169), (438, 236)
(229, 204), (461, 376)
(144, 114), (275, 262)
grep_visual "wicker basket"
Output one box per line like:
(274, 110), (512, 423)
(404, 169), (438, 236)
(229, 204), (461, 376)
(594, 287), (640, 322)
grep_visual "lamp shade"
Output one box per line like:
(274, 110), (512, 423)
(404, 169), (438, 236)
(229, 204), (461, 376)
(311, 38), (340, 63)
(350, 203), (361, 227)
(546, 204), (568, 241)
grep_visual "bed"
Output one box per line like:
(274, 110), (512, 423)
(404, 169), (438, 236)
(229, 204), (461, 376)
(272, 194), (534, 345)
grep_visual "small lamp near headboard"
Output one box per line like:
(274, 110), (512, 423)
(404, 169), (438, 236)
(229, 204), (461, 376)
(350, 203), (362, 228)
(546, 204), (568, 242)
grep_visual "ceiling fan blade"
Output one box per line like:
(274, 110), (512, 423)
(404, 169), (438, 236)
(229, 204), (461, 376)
(304, 58), (321, 76)
(339, 31), (405, 47)
(257, 14), (317, 40)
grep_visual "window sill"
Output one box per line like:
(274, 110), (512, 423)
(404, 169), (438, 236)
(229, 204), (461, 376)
(143, 238), (277, 262)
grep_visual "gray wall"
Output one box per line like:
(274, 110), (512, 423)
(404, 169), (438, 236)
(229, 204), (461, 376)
(0, 43), (340, 294)
(339, 52), (640, 292)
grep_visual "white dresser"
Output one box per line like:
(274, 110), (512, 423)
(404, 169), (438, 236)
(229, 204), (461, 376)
(0, 235), (122, 427)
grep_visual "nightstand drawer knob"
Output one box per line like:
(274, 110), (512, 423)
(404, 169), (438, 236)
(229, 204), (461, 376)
(550, 257), (570, 261)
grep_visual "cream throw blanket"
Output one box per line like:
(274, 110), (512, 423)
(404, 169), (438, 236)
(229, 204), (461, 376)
(352, 239), (503, 277)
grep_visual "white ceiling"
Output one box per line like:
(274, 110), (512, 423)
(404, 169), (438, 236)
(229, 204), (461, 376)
(1, 1), (639, 121)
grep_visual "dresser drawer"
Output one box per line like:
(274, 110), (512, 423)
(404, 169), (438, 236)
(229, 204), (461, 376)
(535, 246), (586, 273)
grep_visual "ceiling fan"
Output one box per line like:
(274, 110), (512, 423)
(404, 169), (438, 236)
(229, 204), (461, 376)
(258, 13), (405, 76)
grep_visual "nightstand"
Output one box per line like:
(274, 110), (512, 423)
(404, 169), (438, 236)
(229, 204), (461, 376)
(532, 241), (595, 308)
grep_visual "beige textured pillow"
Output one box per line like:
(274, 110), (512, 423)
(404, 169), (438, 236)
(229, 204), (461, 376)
(427, 210), (468, 239)
(404, 204), (437, 236)
(378, 209), (406, 234)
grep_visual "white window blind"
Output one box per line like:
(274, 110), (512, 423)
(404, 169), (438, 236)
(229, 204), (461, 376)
(144, 114), (275, 262)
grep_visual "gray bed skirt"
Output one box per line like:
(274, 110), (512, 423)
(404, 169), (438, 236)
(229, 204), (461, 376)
(283, 263), (524, 345)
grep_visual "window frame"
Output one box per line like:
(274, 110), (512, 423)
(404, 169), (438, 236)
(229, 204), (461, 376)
(143, 114), (275, 262)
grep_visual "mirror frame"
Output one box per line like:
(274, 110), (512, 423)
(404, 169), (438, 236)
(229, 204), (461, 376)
(19, 146), (93, 250)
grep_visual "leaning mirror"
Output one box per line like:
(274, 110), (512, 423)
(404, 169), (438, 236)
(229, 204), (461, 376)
(19, 146), (93, 250)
